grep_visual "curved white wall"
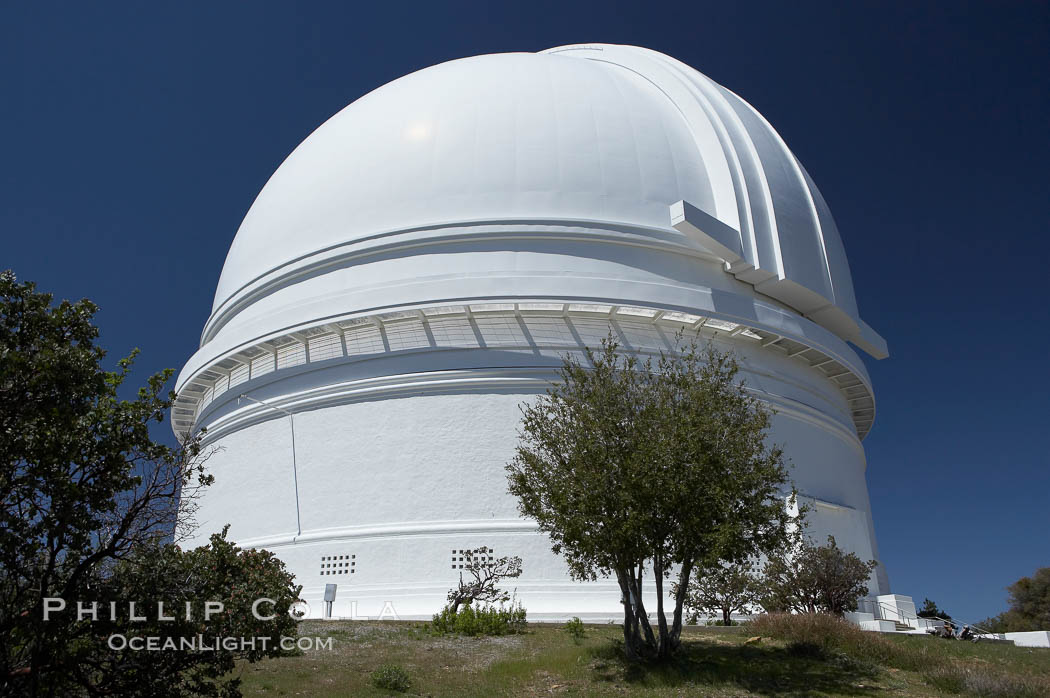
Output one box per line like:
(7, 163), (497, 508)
(183, 314), (887, 619)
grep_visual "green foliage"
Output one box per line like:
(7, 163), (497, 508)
(0, 271), (224, 694)
(1004, 567), (1050, 630)
(370, 663), (412, 692)
(917, 597), (951, 620)
(760, 536), (877, 616)
(565, 616), (586, 643)
(979, 610), (1028, 633)
(507, 333), (795, 660)
(979, 567), (1050, 632)
(0, 273), (303, 695)
(79, 529), (303, 696)
(430, 601), (527, 636)
(673, 559), (761, 625)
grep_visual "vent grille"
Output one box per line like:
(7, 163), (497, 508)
(452, 547), (496, 570)
(320, 554), (355, 576)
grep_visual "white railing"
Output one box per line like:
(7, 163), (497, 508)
(859, 598), (997, 638)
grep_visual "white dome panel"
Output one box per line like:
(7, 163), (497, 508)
(215, 52), (716, 310)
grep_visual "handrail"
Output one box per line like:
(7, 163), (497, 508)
(917, 612), (997, 638)
(864, 599), (997, 637)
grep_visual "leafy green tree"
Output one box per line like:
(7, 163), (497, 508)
(917, 597), (951, 621)
(58, 528), (302, 696)
(673, 560), (761, 625)
(0, 272), (300, 695)
(1005, 567), (1050, 630)
(760, 535), (877, 616)
(507, 334), (795, 660)
(979, 567), (1050, 633)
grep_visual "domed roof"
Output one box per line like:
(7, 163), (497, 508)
(209, 44), (884, 358)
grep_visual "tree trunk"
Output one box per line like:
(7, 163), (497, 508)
(669, 558), (693, 651)
(654, 552), (671, 659)
(616, 568), (641, 661)
(624, 564), (656, 656)
(450, 593), (470, 615)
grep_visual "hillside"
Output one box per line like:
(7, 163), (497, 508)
(236, 620), (1050, 697)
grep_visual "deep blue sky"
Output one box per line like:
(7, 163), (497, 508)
(2, 2), (1047, 623)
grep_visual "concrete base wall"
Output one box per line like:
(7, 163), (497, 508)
(1004, 631), (1050, 648)
(183, 373), (885, 619)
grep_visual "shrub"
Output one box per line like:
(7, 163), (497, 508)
(749, 612), (853, 642)
(748, 613), (914, 669)
(370, 664), (411, 693)
(431, 601), (527, 636)
(565, 616), (586, 642)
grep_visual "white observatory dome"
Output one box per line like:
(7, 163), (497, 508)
(174, 45), (890, 619)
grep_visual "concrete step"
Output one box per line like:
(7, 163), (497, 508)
(894, 622), (912, 632)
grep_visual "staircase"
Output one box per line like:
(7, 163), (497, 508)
(859, 595), (1000, 639)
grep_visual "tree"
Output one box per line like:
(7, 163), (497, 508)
(54, 528), (302, 696)
(979, 567), (1050, 633)
(760, 535), (877, 616)
(917, 597), (951, 621)
(1005, 567), (1050, 629)
(673, 560), (761, 625)
(446, 547), (523, 614)
(507, 334), (795, 660)
(0, 272), (299, 695)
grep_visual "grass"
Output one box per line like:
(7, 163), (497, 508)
(751, 613), (1050, 697)
(235, 618), (1050, 697)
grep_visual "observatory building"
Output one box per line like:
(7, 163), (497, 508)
(174, 44), (889, 619)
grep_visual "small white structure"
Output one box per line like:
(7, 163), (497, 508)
(173, 44), (891, 619)
(1002, 632), (1050, 648)
(858, 594), (943, 634)
(854, 595), (1050, 646)
(875, 594), (918, 623)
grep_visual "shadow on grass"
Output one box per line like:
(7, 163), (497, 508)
(589, 639), (881, 696)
